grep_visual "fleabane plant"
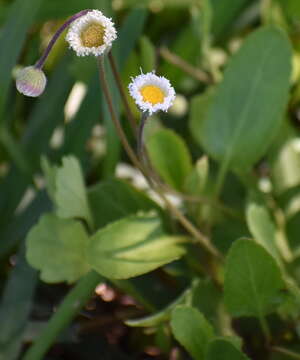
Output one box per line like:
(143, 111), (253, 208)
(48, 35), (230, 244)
(66, 9), (117, 57)
(128, 71), (176, 115)
(15, 9), (117, 97)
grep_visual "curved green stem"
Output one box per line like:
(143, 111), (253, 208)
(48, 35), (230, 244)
(23, 271), (102, 360)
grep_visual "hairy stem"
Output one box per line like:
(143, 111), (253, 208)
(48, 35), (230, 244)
(108, 52), (137, 136)
(35, 9), (91, 69)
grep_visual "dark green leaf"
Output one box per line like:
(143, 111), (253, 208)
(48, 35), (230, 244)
(224, 239), (284, 317)
(88, 178), (160, 229)
(170, 305), (214, 360)
(0, 0), (43, 120)
(146, 128), (193, 191)
(0, 246), (37, 360)
(195, 27), (292, 172)
(206, 338), (250, 360)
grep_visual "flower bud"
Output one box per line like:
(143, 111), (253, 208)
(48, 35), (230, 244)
(16, 66), (47, 97)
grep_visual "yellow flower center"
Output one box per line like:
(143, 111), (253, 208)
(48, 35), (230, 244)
(81, 23), (105, 48)
(140, 85), (165, 105)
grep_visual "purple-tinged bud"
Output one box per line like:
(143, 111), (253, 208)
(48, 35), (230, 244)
(16, 66), (47, 97)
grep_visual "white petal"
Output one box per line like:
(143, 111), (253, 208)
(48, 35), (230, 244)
(128, 71), (176, 115)
(66, 10), (117, 57)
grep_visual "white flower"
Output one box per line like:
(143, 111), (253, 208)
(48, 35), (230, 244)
(66, 9), (117, 57)
(16, 66), (47, 97)
(128, 72), (176, 115)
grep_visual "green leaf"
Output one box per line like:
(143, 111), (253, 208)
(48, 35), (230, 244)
(185, 156), (209, 196)
(125, 286), (192, 328)
(26, 214), (90, 283)
(189, 88), (215, 147)
(206, 338), (250, 360)
(0, 246), (37, 360)
(211, 0), (252, 40)
(170, 305), (214, 360)
(224, 239), (284, 317)
(88, 179), (160, 229)
(146, 129), (193, 191)
(246, 202), (281, 263)
(55, 156), (93, 229)
(195, 27), (292, 172)
(140, 36), (156, 72)
(41, 156), (58, 203)
(87, 214), (187, 279)
(271, 136), (300, 195)
(0, 0), (43, 120)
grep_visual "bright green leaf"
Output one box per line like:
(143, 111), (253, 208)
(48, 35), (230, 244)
(246, 202), (281, 263)
(41, 156), (58, 203)
(272, 137), (300, 194)
(26, 214), (90, 283)
(170, 305), (214, 360)
(189, 88), (215, 147)
(125, 286), (192, 328)
(146, 129), (193, 191)
(206, 338), (250, 360)
(140, 36), (156, 72)
(55, 156), (93, 229)
(195, 27), (292, 172)
(224, 239), (284, 317)
(87, 214), (187, 279)
(185, 156), (209, 196)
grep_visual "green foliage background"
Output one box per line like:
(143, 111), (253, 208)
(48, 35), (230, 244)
(2, 0), (300, 359)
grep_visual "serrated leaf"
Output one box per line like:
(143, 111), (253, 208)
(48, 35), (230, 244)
(146, 128), (193, 191)
(26, 214), (90, 283)
(55, 156), (93, 229)
(87, 214), (187, 279)
(224, 239), (284, 317)
(170, 305), (214, 360)
(195, 26), (292, 172)
(206, 338), (250, 360)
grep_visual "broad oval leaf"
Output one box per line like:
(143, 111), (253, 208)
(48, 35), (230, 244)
(26, 214), (90, 283)
(224, 239), (284, 317)
(87, 214), (187, 279)
(146, 128), (193, 191)
(206, 339), (250, 360)
(170, 305), (214, 360)
(194, 26), (292, 172)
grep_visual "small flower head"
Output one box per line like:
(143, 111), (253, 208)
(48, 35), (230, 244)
(128, 72), (176, 115)
(66, 9), (117, 57)
(16, 66), (47, 97)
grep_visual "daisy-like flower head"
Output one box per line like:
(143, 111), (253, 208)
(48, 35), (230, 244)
(16, 66), (47, 97)
(66, 9), (117, 57)
(128, 71), (176, 115)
